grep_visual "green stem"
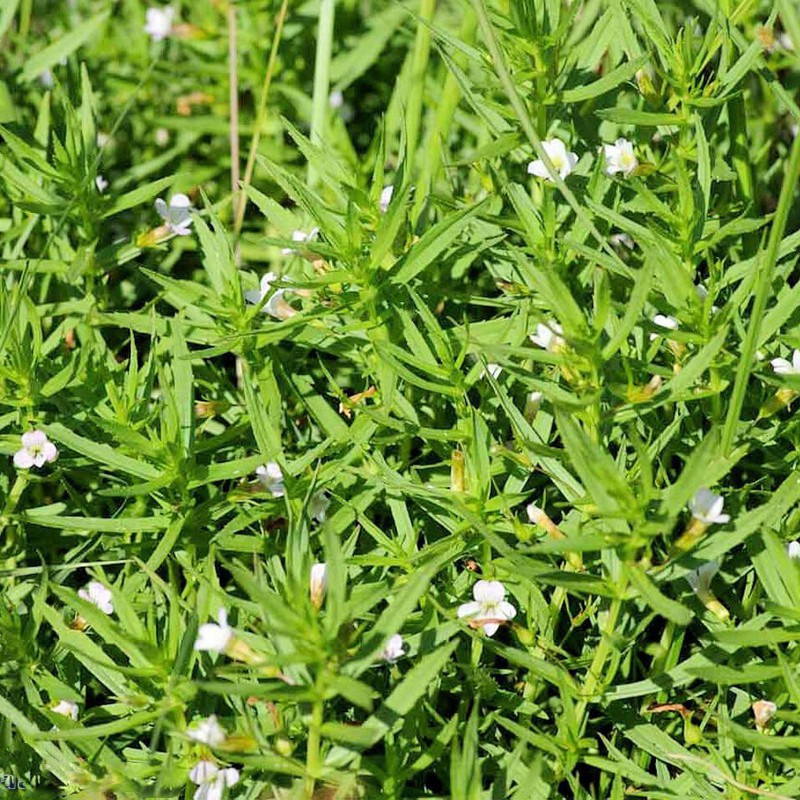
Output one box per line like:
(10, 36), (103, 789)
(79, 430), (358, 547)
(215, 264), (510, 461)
(404, 0), (436, 171)
(720, 131), (800, 454)
(575, 589), (624, 730)
(412, 9), (476, 223)
(308, 0), (336, 187)
(304, 696), (324, 799)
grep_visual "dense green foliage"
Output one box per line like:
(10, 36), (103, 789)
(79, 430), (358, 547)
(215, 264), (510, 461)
(2, 0), (800, 797)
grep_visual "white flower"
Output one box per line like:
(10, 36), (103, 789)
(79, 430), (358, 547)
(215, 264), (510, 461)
(281, 227), (319, 255)
(78, 581), (114, 615)
(686, 560), (719, 595)
(155, 127), (170, 146)
(771, 350), (800, 376)
(52, 700), (78, 720)
(689, 488), (730, 525)
(527, 138), (579, 182)
(787, 540), (800, 559)
(189, 760), (240, 800)
(187, 715), (227, 747)
(329, 90), (344, 109)
(379, 185), (394, 212)
(526, 502), (544, 525)
(244, 272), (291, 319)
(481, 363), (502, 379)
(653, 314), (678, 331)
(610, 232), (635, 250)
(309, 492), (330, 522)
(650, 314), (678, 341)
(39, 69), (54, 88)
(530, 322), (564, 351)
(255, 462), (285, 497)
(310, 562), (327, 609)
(381, 634), (405, 663)
(603, 138), (638, 177)
(457, 579), (517, 637)
(145, 6), (175, 41)
(195, 609), (234, 653)
(13, 430), (58, 469)
(155, 194), (193, 236)
(752, 700), (777, 730)
(95, 175), (108, 193)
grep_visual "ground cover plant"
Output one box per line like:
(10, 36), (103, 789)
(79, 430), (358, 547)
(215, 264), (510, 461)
(2, 0), (800, 797)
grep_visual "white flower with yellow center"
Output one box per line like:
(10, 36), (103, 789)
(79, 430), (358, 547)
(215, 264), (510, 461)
(527, 138), (579, 182)
(310, 562), (328, 610)
(13, 430), (58, 469)
(603, 138), (638, 177)
(457, 579), (517, 637)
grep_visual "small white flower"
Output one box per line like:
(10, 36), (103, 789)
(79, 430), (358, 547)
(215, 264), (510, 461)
(145, 6), (175, 41)
(310, 562), (327, 609)
(155, 194), (193, 236)
(379, 185), (394, 213)
(244, 272), (292, 319)
(187, 715), (227, 747)
(281, 227), (319, 256)
(78, 581), (114, 615)
(52, 700), (78, 720)
(481, 363), (502, 380)
(195, 609), (234, 653)
(309, 492), (330, 522)
(189, 759), (240, 800)
(97, 132), (111, 148)
(689, 488), (730, 525)
(527, 138), (579, 182)
(650, 314), (678, 341)
(95, 175), (108, 193)
(39, 69), (55, 88)
(752, 700), (778, 730)
(653, 314), (678, 331)
(155, 127), (170, 147)
(381, 634), (405, 663)
(530, 322), (564, 351)
(255, 462), (285, 497)
(603, 138), (638, 177)
(13, 430), (58, 469)
(610, 232), (635, 250)
(457, 579), (517, 637)
(526, 502), (544, 525)
(686, 560), (719, 596)
(329, 90), (344, 109)
(771, 350), (800, 376)
(787, 540), (800, 559)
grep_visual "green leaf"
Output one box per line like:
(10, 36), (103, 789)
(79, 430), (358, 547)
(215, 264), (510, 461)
(20, 12), (109, 83)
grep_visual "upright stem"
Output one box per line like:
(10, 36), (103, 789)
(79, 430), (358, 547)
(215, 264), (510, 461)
(720, 130), (800, 454)
(228, 2), (240, 217)
(412, 9), (476, 223)
(304, 696), (324, 798)
(234, 0), (290, 235)
(574, 589), (624, 731)
(308, 0), (336, 186)
(405, 0), (436, 170)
